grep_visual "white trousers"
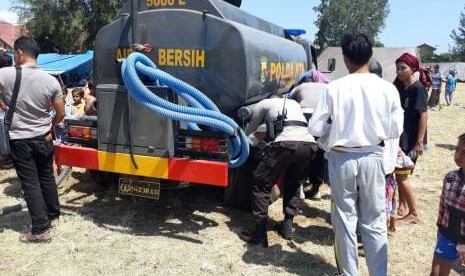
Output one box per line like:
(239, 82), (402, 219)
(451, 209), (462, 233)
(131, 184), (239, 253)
(328, 150), (387, 276)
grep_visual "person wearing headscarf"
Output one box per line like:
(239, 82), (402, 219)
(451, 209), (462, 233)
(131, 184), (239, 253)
(393, 53), (428, 225)
(309, 68), (330, 84)
(445, 69), (458, 106)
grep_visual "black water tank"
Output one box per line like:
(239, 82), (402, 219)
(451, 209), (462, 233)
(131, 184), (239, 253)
(95, 8), (308, 116)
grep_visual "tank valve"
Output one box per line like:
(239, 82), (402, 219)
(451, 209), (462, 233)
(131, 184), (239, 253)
(133, 44), (152, 53)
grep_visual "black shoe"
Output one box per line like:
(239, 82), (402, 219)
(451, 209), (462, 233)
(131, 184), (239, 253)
(238, 223), (268, 247)
(275, 219), (293, 240)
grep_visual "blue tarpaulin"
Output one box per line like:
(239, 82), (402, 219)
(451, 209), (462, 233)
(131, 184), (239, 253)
(37, 50), (93, 76)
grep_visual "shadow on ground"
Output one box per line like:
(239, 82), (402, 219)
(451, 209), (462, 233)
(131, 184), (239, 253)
(1, 170), (338, 275)
(300, 201), (331, 221)
(223, 196), (336, 275)
(0, 210), (29, 233)
(60, 171), (227, 244)
(435, 143), (456, 151)
(1, 175), (22, 198)
(241, 242), (337, 275)
(224, 213), (337, 276)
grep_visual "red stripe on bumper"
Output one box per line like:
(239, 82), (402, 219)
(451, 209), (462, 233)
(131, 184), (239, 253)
(54, 144), (99, 170)
(168, 158), (228, 187)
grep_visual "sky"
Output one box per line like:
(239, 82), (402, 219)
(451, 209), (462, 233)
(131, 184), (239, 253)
(0, 0), (464, 53)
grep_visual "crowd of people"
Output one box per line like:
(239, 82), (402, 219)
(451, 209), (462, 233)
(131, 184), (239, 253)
(426, 64), (459, 110)
(0, 34), (464, 276)
(239, 34), (464, 276)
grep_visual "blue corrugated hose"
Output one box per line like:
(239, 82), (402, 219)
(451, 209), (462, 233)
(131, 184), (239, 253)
(121, 52), (249, 168)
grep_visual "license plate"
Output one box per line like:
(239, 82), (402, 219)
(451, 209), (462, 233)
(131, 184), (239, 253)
(118, 178), (160, 200)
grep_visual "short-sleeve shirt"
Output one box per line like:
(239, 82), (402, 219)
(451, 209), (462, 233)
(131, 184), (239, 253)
(446, 75), (457, 92)
(245, 97), (315, 143)
(431, 72), (442, 90)
(437, 169), (465, 243)
(289, 82), (327, 114)
(398, 81), (428, 152)
(71, 102), (85, 117)
(0, 66), (63, 139)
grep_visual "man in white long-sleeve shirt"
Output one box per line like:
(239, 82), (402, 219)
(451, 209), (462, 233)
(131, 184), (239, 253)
(239, 93), (318, 247)
(308, 34), (403, 276)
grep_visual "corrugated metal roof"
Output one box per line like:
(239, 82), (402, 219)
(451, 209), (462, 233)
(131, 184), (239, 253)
(0, 20), (25, 49)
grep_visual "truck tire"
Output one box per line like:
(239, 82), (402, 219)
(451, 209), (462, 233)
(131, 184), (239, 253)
(92, 171), (119, 187)
(224, 167), (253, 210)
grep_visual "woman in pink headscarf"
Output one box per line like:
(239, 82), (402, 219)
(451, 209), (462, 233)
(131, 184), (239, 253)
(394, 53), (429, 224)
(309, 68), (330, 84)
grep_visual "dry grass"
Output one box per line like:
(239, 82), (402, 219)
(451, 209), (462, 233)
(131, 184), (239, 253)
(1, 84), (465, 276)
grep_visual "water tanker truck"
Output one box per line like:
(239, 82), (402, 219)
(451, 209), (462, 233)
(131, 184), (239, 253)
(54, 0), (318, 203)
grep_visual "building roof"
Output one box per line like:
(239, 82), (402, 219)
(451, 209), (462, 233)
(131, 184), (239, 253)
(0, 20), (25, 49)
(417, 43), (436, 51)
(317, 47), (419, 82)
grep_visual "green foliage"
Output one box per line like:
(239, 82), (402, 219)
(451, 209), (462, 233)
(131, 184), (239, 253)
(373, 40), (384, 47)
(451, 5), (465, 61)
(434, 53), (460, 63)
(313, 0), (389, 50)
(13, 0), (125, 53)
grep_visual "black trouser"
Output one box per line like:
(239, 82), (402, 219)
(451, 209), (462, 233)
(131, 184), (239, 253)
(10, 136), (59, 234)
(307, 148), (327, 185)
(428, 88), (441, 107)
(251, 141), (317, 224)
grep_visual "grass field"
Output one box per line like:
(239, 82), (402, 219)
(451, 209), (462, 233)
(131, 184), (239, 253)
(0, 83), (464, 276)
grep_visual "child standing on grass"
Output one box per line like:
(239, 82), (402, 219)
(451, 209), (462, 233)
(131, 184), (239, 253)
(430, 133), (465, 276)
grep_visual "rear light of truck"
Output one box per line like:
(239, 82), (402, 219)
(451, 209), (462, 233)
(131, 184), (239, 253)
(63, 117), (98, 148)
(68, 126), (97, 140)
(187, 137), (221, 152)
(175, 130), (228, 161)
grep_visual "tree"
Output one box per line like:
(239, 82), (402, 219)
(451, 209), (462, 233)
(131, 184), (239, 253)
(435, 53), (460, 63)
(373, 40), (384, 47)
(13, 0), (125, 53)
(313, 0), (390, 50)
(451, 5), (465, 61)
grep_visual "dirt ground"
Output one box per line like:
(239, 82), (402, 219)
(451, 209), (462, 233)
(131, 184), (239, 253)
(1, 84), (465, 276)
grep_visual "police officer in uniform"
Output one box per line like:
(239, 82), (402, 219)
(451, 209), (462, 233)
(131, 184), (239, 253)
(290, 72), (329, 198)
(239, 93), (318, 246)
